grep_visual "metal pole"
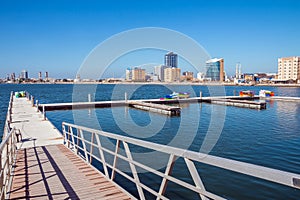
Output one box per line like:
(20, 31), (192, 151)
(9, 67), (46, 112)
(36, 100), (39, 112)
(31, 96), (34, 107)
(199, 91), (202, 99)
(43, 105), (46, 120)
(125, 92), (128, 102)
(88, 94), (91, 102)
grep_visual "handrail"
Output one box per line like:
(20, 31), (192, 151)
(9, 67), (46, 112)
(0, 127), (17, 200)
(0, 91), (21, 200)
(62, 122), (300, 199)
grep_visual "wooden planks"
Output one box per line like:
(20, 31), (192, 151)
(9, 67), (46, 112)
(8, 144), (133, 200)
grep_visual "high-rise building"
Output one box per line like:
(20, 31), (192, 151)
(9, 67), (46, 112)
(126, 67), (146, 82)
(205, 58), (224, 82)
(38, 72), (42, 80)
(154, 65), (168, 81)
(132, 67), (146, 82)
(164, 52), (178, 68)
(164, 67), (181, 82)
(278, 57), (300, 81)
(11, 73), (16, 81)
(21, 70), (29, 80)
(125, 68), (132, 81)
(235, 62), (242, 79)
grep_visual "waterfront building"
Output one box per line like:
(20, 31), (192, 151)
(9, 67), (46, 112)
(45, 72), (49, 80)
(154, 65), (168, 81)
(125, 68), (132, 81)
(38, 72), (42, 80)
(182, 71), (194, 81)
(126, 67), (146, 82)
(11, 73), (16, 81)
(21, 70), (29, 80)
(164, 67), (181, 82)
(205, 58), (224, 82)
(164, 52), (178, 68)
(197, 72), (205, 81)
(278, 56), (300, 82)
(132, 67), (146, 81)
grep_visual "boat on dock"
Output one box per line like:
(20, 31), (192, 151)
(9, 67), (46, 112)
(259, 90), (274, 97)
(163, 92), (190, 100)
(239, 90), (255, 97)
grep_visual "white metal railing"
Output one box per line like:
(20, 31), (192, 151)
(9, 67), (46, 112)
(0, 91), (18, 200)
(0, 127), (17, 200)
(62, 122), (300, 200)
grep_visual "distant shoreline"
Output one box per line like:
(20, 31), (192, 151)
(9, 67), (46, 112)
(1, 82), (300, 87)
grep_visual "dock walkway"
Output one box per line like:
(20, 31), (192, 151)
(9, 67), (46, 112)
(5, 95), (133, 200)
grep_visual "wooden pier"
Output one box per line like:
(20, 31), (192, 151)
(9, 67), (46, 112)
(1, 94), (133, 200)
(1, 92), (300, 200)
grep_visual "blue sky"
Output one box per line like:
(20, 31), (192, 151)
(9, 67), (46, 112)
(1, 0), (300, 79)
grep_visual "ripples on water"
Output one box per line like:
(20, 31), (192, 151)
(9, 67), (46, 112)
(0, 84), (300, 199)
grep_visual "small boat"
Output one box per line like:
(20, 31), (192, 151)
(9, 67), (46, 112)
(164, 92), (190, 99)
(259, 90), (274, 97)
(15, 91), (26, 98)
(239, 90), (255, 97)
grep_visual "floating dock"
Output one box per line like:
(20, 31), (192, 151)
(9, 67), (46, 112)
(39, 95), (267, 113)
(128, 101), (181, 116)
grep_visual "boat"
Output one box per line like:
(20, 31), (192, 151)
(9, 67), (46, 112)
(239, 90), (255, 97)
(15, 91), (26, 98)
(259, 90), (274, 97)
(163, 92), (190, 99)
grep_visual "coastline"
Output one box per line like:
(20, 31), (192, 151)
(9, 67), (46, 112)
(1, 82), (300, 87)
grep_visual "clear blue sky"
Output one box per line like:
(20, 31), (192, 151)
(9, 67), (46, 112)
(1, 0), (300, 79)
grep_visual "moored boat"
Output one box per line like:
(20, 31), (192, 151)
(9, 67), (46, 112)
(239, 90), (255, 97)
(259, 90), (274, 97)
(163, 92), (190, 99)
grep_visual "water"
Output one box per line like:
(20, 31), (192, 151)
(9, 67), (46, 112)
(0, 83), (300, 199)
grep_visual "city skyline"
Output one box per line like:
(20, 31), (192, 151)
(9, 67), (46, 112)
(1, 0), (300, 79)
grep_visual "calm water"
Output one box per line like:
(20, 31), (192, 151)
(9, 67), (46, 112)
(0, 84), (300, 199)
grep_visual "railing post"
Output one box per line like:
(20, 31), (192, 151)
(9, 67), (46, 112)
(42, 105), (46, 120)
(95, 134), (109, 177)
(76, 128), (80, 155)
(0, 152), (3, 200)
(125, 92), (128, 102)
(111, 140), (120, 181)
(123, 141), (145, 200)
(36, 100), (39, 112)
(79, 129), (89, 163)
(184, 158), (208, 200)
(31, 96), (34, 107)
(157, 154), (176, 200)
(89, 133), (94, 164)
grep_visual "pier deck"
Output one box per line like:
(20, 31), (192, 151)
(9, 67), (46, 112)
(9, 144), (131, 200)
(10, 96), (63, 149)
(5, 96), (133, 200)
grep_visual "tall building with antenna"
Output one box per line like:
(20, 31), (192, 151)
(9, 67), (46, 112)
(235, 63), (242, 79)
(164, 52), (178, 68)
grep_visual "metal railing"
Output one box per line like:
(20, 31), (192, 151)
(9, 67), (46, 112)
(0, 92), (18, 200)
(62, 122), (300, 200)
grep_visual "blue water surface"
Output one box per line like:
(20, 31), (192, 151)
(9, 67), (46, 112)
(0, 83), (300, 200)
